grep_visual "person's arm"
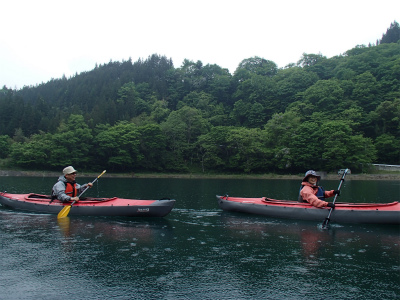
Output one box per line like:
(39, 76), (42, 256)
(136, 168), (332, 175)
(76, 182), (93, 194)
(324, 190), (340, 198)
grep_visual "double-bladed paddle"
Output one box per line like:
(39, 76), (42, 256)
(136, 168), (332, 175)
(322, 168), (351, 229)
(57, 170), (106, 219)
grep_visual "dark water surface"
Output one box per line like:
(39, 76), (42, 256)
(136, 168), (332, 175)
(0, 176), (399, 299)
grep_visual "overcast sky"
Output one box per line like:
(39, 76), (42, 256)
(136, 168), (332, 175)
(1, 0), (399, 89)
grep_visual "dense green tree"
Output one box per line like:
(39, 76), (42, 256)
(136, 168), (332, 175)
(196, 126), (232, 172)
(0, 94), (26, 136)
(225, 127), (270, 173)
(136, 124), (167, 170)
(231, 99), (252, 126)
(318, 121), (376, 171)
(274, 67), (319, 111)
(307, 55), (343, 80)
(202, 65), (233, 105)
(264, 111), (302, 170)
(10, 132), (54, 168)
(302, 79), (345, 112)
(370, 99), (400, 137)
(177, 91), (215, 115)
(297, 53), (327, 68)
(0, 135), (12, 159)
(116, 82), (151, 119)
(351, 71), (380, 112)
(232, 74), (277, 122)
(150, 99), (171, 123)
(290, 121), (322, 170)
(335, 68), (357, 80)
(248, 102), (267, 128)
(161, 106), (210, 170)
(374, 134), (400, 164)
(133, 54), (174, 98)
(48, 114), (93, 169)
(178, 59), (205, 92)
(12, 128), (27, 143)
(235, 57), (278, 77)
(93, 121), (141, 171)
(167, 106), (210, 144)
(380, 21), (400, 44)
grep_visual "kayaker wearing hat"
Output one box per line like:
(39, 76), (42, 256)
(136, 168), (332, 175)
(51, 166), (93, 202)
(298, 170), (340, 208)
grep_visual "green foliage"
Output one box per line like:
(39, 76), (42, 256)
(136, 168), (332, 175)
(351, 71), (380, 112)
(2, 25), (400, 173)
(10, 132), (54, 168)
(274, 67), (319, 111)
(380, 21), (400, 44)
(371, 99), (400, 137)
(196, 126), (233, 172)
(136, 124), (167, 171)
(225, 127), (270, 173)
(289, 121), (321, 170)
(374, 134), (400, 164)
(0, 135), (12, 158)
(48, 115), (93, 168)
(235, 56), (278, 78)
(297, 53), (327, 68)
(318, 121), (376, 170)
(93, 121), (141, 171)
(117, 82), (151, 119)
(303, 79), (345, 112)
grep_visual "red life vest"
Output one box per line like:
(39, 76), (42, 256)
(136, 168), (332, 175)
(65, 181), (78, 197)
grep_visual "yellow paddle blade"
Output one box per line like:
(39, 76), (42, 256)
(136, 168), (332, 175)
(57, 205), (72, 219)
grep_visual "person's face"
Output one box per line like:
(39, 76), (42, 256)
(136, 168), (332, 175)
(65, 172), (77, 182)
(308, 175), (318, 185)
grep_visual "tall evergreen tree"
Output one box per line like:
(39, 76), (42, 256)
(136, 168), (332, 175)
(380, 21), (400, 44)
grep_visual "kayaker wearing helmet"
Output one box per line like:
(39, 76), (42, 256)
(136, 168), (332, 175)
(51, 166), (93, 202)
(298, 170), (340, 208)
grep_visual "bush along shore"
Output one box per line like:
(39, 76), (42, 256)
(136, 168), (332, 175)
(0, 170), (399, 180)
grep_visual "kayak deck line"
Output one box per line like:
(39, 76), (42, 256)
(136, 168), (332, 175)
(261, 197), (399, 208)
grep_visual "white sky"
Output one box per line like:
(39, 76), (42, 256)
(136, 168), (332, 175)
(1, 0), (399, 89)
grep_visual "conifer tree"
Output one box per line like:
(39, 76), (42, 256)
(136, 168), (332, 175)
(380, 21), (400, 44)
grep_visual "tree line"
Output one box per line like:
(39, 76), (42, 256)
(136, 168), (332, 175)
(0, 22), (399, 174)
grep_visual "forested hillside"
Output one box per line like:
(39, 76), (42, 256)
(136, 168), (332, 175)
(1, 22), (399, 174)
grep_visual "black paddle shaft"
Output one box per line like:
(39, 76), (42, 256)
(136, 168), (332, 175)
(322, 169), (349, 228)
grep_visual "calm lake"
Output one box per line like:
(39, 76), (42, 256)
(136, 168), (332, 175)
(0, 176), (399, 299)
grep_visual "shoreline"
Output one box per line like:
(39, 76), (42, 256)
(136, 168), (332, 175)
(0, 170), (399, 180)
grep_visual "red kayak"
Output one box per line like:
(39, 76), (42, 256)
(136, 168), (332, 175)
(0, 193), (175, 217)
(217, 195), (400, 225)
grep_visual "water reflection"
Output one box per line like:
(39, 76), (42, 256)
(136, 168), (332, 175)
(57, 216), (71, 236)
(217, 212), (399, 258)
(55, 216), (173, 242)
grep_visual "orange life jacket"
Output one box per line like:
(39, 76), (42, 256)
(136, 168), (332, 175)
(65, 181), (78, 197)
